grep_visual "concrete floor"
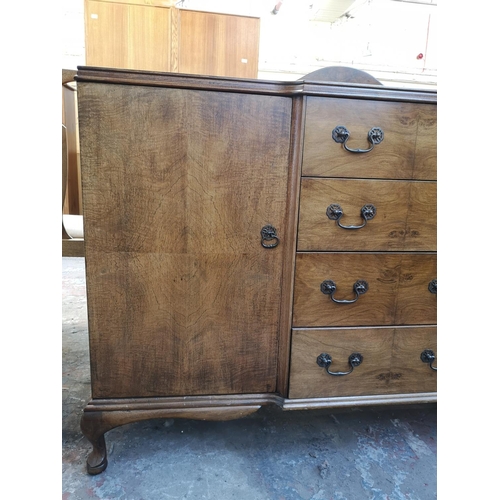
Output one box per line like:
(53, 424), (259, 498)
(62, 257), (437, 500)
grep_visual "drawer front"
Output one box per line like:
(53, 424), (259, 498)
(297, 178), (436, 251)
(288, 327), (437, 399)
(302, 97), (436, 180)
(293, 253), (437, 327)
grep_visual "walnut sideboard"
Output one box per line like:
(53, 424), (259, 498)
(75, 66), (437, 474)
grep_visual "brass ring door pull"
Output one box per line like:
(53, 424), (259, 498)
(326, 203), (376, 229)
(321, 279), (368, 304)
(428, 279), (437, 294)
(420, 349), (437, 371)
(261, 225), (279, 248)
(332, 125), (384, 153)
(317, 352), (363, 376)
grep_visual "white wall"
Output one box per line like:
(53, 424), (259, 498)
(61, 0), (437, 88)
(62, 0), (86, 69)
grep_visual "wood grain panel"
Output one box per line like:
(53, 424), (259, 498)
(297, 178), (408, 251)
(85, 1), (172, 72)
(413, 104), (437, 180)
(62, 83), (82, 215)
(92, 0), (175, 5)
(297, 178), (436, 251)
(179, 10), (260, 78)
(395, 254), (437, 325)
(293, 253), (436, 327)
(390, 327), (437, 393)
(85, 1), (129, 69)
(405, 181), (437, 251)
(170, 5), (179, 72)
(276, 96), (306, 396)
(288, 328), (395, 398)
(128, 4), (171, 71)
(288, 326), (437, 398)
(78, 83), (292, 398)
(302, 97), (437, 180)
(293, 253), (398, 327)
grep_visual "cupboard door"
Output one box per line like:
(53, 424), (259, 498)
(85, 0), (129, 69)
(128, 5), (171, 72)
(178, 10), (260, 78)
(85, 1), (172, 72)
(78, 84), (292, 398)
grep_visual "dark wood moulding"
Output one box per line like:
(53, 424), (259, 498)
(75, 66), (437, 103)
(81, 392), (437, 474)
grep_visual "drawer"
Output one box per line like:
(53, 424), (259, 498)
(288, 327), (437, 399)
(297, 178), (436, 251)
(302, 97), (436, 180)
(293, 253), (437, 327)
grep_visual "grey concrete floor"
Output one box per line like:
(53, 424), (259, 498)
(62, 257), (437, 500)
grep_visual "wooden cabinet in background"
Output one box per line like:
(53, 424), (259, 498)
(84, 0), (260, 78)
(62, 78), (82, 215)
(85, 0), (175, 72)
(178, 9), (260, 78)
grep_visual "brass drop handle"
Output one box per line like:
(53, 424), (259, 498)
(261, 225), (279, 248)
(326, 203), (376, 229)
(321, 279), (368, 304)
(332, 125), (384, 153)
(420, 349), (437, 371)
(317, 352), (363, 376)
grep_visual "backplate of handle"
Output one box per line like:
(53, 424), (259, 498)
(332, 126), (384, 153)
(326, 203), (376, 229)
(261, 225), (279, 248)
(317, 352), (363, 376)
(321, 279), (368, 304)
(420, 349), (437, 371)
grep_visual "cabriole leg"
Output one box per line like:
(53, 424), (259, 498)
(79, 399), (266, 474)
(80, 411), (108, 475)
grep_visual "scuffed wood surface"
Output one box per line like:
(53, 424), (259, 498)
(289, 327), (437, 398)
(302, 98), (436, 180)
(78, 83), (292, 397)
(293, 253), (437, 327)
(297, 178), (436, 251)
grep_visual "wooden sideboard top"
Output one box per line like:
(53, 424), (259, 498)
(75, 66), (437, 104)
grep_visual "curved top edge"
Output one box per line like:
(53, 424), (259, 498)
(302, 66), (383, 86)
(75, 66), (436, 103)
(63, 68), (77, 85)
